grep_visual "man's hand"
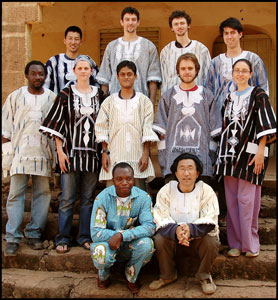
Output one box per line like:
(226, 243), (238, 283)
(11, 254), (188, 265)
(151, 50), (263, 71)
(176, 224), (190, 247)
(108, 232), (123, 250)
(102, 153), (110, 173)
(138, 152), (149, 172)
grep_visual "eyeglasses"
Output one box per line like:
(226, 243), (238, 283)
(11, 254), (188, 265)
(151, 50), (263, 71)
(179, 166), (196, 173)
(233, 69), (251, 75)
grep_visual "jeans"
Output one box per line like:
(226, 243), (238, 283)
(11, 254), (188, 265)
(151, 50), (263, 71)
(56, 171), (98, 246)
(5, 174), (51, 243)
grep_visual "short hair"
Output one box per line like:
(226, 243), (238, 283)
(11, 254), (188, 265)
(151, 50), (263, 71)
(176, 53), (200, 77)
(232, 58), (253, 72)
(24, 60), (46, 76)
(219, 17), (243, 35)
(169, 10), (191, 28)
(65, 25), (82, 39)
(170, 152), (203, 181)
(116, 60), (137, 75)
(121, 7), (140, 21)
(112, 162), (134, 177)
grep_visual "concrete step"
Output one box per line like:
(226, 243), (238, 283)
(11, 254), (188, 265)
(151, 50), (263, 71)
(2, 210), (276, 245)
(2, 268), (276, 298)
(2, 235), (276, 281)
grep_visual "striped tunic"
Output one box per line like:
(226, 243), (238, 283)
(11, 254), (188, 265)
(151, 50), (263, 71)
(40, 85), (101, 173)
(2, 86), (56, 177)
(95, 92), (159, 181)
(96, 37), (162, 96)
(160, 40), (211, 94)
(153, 85), (222, 178)
(44, 53), (100, 94)
(205, 50), (269, 109)
(216, 86), (276, 186)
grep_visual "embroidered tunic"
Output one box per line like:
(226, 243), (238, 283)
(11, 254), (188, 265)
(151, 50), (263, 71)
(44, 53), (100, 94)
(40, 85), (101, 173)
(153, 180), (219, 239)
(2, 86), (56, 177)
(96, 37), (162, 96)
(216, 86), (276, 186)
(95, 92), (159, 181)
(205, 50), (269, 109)
(153, 85), (222, 178)
(90, 185), (156, 242)
(160, 40), (211, 94)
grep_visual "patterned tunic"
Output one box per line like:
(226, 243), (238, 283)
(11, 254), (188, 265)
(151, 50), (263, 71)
(95, 92), (159, 181)
(44, 53), (100, 94)
(96, 37), (162, 96)
(160, 40), (211, 94)
(205, 50), (269, 109)
(40, 85), (101, 173)
(216, 86), (276, 186)
(90, 185), (155, 243)
(153, 180), (219, 239)
(153, 85), (222, 178)
(2, 86), (56, 177)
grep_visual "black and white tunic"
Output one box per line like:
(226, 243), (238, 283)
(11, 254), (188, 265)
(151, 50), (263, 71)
(40, 85), (101, 173)
(216, 86), (276, 185)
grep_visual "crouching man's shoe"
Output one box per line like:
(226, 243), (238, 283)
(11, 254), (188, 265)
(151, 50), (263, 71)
(97, 276), (111, 289)
(127, 280), (141, 294)
(24, 238), (43, 250)
(200, 275), (216, 295)
(4, 242), (19, 256)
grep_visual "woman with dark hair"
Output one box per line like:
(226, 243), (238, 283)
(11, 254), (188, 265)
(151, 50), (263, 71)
(149, 152), (220, 295)
(216, 58), (276, 258)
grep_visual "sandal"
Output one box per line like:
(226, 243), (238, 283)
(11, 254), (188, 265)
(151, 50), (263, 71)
(56, 243), (70, 254)
(81, 241), (91, 250)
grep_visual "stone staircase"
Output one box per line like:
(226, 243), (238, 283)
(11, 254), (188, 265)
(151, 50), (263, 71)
(1, 174), (276, 298)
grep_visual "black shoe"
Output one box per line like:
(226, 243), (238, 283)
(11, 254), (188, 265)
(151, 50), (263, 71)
(24, 238), (43, 250)
(4, 243), (19, 256)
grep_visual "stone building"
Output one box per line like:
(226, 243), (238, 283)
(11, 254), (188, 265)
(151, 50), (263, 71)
(2, 2), (276, 161)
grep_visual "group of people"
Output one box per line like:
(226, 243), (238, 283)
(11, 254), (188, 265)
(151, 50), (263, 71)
(2, 6), (276, 296)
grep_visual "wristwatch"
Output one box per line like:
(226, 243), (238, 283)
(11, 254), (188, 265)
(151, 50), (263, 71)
(101, 149), (110, 155)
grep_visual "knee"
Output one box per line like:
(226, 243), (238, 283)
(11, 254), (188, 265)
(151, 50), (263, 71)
(153, 233), (169, 250)
(136, 237), (154, 254)
(199, 235), (220, 255)
(91, 242), (115, 269)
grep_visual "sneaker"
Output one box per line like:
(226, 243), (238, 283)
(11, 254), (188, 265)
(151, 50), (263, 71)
(24, 238), (43, 250)
(246, 251), (260, 257)
(97, 276), (111, 289)
(200, 275), (216, 295)
(227, 248), (241, 257)
(149, 276), (177, 290)
(4, 242), (19, 256)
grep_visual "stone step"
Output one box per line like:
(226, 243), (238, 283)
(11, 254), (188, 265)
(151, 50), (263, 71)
(2, 177), (276, 218)
(2, 268), (276, 298)
(2, 210), (276, 245)
(2, 235), (276, 281)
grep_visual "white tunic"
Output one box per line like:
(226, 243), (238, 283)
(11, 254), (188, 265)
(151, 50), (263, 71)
(160, 40), (211, 94)
(95, 92), (159, 181)
(2, 86), (56, 177)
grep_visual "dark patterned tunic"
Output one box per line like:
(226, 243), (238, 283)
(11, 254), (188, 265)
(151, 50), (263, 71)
(40, 85), (102, 173)
(216, 86), (276, 185)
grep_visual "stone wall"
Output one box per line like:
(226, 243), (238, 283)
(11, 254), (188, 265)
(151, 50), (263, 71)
(2, 2), (53, 103)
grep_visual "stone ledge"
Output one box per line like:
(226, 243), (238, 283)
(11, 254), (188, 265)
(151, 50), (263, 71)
(2, 235), (276, 281)
(2, 268), (276, 298)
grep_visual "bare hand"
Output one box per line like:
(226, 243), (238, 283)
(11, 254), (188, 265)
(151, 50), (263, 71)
(138, 153), (149, 172)
(249, 152), (264, 175)
(57, 150), (70, 173)
(102, 153), (110, 173)
(176, 224), (190, 247)
(108, 232), (123, 250)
